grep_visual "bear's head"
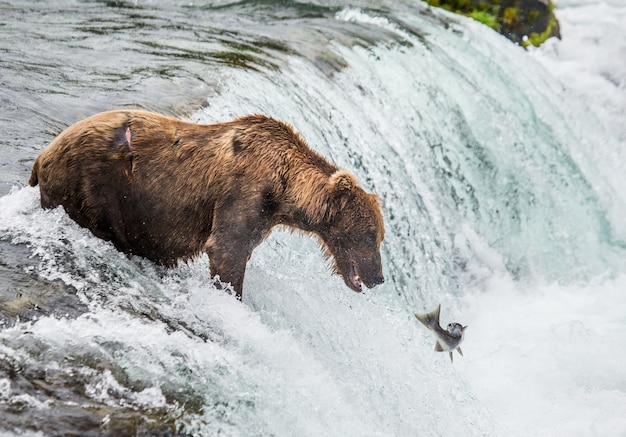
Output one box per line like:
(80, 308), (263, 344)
(322, 171), (385, 293)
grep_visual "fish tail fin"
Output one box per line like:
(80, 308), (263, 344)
(434, 341), (444, 352)
(457, 347), (463, 357)
(415, 304), (441, 330)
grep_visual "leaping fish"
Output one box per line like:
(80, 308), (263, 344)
(415, 304), (467, 362)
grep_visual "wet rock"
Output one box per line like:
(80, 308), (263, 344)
(0, 241), (89, 327)
(0, 402), (191, 437)
(0, 338), (195, 437)
(425, 0), (561, 47)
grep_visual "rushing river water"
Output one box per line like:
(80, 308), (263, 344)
(1, 1), (626, 436)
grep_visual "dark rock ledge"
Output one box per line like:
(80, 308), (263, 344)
(425, 0), (561, 47)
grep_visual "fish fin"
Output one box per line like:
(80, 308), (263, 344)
(457, 347), (463, 357)
(449, 351), (454, 363)
(415, 304), (442, 329)
(414, 312), (429, 326)
(434, 341), (444, 352)
(432, 304), (441, 325)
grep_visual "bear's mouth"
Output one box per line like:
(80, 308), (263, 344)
(347, 260), (363, 293)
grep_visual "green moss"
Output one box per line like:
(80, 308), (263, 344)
(523, 12), (558, 47)
(527, 9), (540, 22)
(469, 10), (500, 31)
(424, 0), (559, 48)
(502, 7), (519, 26)
(426, 0), (501, 30)
(521, 2), (558, 47)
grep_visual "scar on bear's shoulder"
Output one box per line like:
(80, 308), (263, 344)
(232, 132), (244, 154)
(112, 124), (132, 153)
(112, 124), (134, 173)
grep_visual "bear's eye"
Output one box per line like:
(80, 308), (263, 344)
(361, 232), (377, 246)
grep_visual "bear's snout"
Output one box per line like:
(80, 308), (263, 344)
(360, 253), (384, 289)
(370, 275), (385, 286)
(362, 272), (384, 289)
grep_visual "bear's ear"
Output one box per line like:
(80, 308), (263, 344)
(368, 193), (382, 207)
(329, 170), (357, 193)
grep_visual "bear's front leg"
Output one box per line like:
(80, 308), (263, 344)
(206, 245), (248, 300)
(205, 196), (273, 300)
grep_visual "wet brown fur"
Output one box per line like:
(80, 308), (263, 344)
(29, 110), (385, 299)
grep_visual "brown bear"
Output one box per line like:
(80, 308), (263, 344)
(29, 110), (385, 299)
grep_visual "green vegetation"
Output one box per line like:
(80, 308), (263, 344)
(424, 0), (560, 48)
(522, 3), (559, 48)
(469, 10), (499, 31)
